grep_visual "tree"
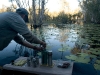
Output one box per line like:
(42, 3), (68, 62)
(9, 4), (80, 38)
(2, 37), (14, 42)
(79, 0), (100, 23)
(53, 11), (69, 24)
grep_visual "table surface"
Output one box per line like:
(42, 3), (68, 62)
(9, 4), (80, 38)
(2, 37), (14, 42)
(3, 57), (73, 75)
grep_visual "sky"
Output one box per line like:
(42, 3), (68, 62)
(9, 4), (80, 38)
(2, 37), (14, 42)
(0, 0), (79, 14)
(46, 0), (79, 13)
(0, 0), (10, 8)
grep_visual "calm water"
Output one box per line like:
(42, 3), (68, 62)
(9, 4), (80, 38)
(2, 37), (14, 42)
(0, 24), (79, 66)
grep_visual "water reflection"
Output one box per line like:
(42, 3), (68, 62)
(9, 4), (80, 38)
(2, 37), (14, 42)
(0, 24), (79, 66)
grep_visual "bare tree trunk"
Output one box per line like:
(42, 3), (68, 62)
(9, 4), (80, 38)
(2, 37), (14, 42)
(39, 0), (45, 26)
(15, 0), (22, 7)
(41, 0), (45, 24)
(38, 0), (41, 25)
(32, 0), (37, 27)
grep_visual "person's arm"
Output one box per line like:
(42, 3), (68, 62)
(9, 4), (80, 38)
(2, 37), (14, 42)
(14, 34), (44, 51)
(20, 39), (43, 50)
(22, 32), (46, 48)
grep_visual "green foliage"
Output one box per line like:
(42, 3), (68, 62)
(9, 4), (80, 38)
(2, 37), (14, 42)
(51, 11), (83, 24)
(76, 53), (88, 57)
(75, 57), (90, 64)
(65, 55), (77, 60)
(79, 0), (100, 23)
(53, 12), (68, 24)
(44, 13), (52, 21)
(95, 60), (100, 65)
(65, 54), (90, 64)
(94, 64), (100, 70)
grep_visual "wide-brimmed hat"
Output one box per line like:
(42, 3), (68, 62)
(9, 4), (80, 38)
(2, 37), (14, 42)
(16, 8), (29, 23)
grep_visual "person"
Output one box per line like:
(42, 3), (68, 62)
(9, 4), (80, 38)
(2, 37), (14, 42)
(0, 8), (46, 51)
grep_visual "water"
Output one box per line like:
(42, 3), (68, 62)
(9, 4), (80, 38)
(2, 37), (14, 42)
(1, 23), (99, 74)
(0, 24), (79, 66)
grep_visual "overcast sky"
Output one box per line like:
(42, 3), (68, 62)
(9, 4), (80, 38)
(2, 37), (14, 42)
(0, 0), (79, 13)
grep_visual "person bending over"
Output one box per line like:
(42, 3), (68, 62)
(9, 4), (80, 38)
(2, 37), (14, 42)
(0, 8), (46, 51)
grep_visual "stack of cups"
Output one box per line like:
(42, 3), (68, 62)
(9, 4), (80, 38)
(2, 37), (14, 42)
(27, 56), (39, 68)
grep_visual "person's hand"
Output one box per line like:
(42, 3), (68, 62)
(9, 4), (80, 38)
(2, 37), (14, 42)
(40, 41), (46, 49)
(33, 46), (44, 51)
